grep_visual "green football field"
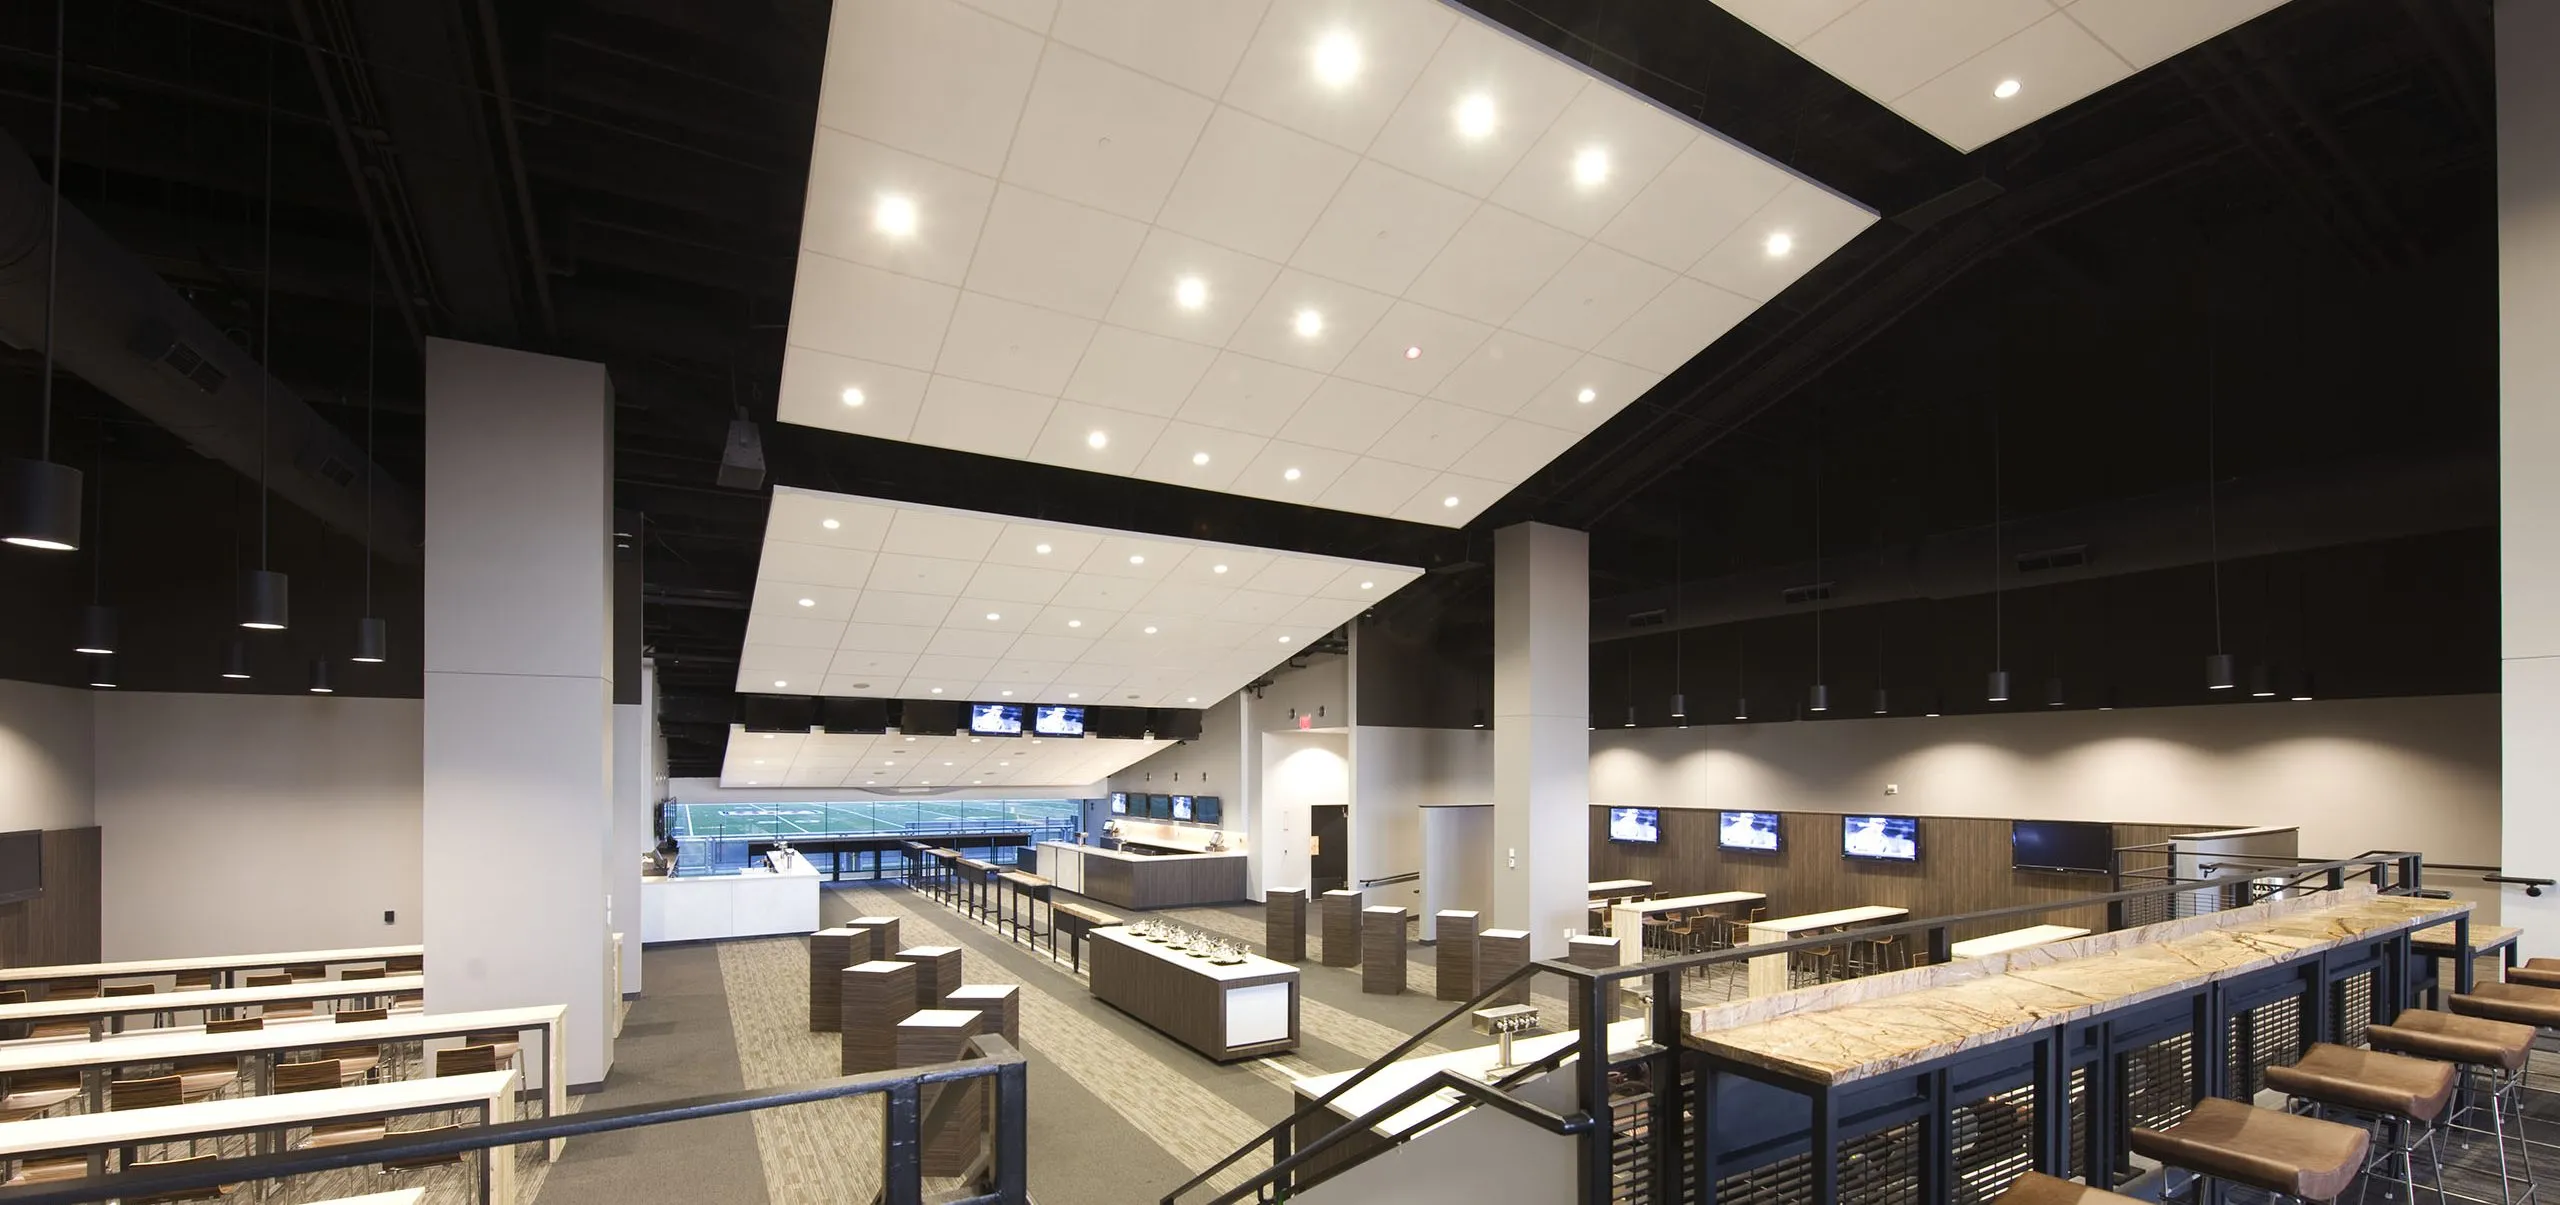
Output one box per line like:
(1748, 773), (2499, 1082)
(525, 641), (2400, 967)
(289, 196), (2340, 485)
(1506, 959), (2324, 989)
(670, 799), (1081, 839)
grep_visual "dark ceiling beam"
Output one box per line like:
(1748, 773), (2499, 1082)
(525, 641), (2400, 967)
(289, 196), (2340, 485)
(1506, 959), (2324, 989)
(285, 0), (428, 347)
(2220, 34), (2420, 270)
(2172, 53), (2392, 273)
(467, 0), (556, 341)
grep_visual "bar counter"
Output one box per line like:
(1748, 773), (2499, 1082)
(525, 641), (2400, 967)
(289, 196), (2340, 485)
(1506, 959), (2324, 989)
(1036, 841), (1247, 909)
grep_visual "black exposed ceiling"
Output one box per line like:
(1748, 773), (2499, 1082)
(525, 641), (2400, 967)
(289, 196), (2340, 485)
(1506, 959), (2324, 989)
(0, 0), (2496, 774)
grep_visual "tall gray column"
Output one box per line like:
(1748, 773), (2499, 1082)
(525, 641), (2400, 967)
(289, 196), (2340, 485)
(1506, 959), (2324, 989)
(2502, 2), (2560, 959)
(1493, 522), (1589, 958)
(423, 339), (616, 1084)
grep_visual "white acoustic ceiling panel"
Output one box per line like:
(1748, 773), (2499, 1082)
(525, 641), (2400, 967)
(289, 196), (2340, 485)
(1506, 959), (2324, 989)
(1709, 0), (2295, 151)
(781, 0), (1875, 527)
(736, 486), (1422, 706)
(720, 725), (1172, 789)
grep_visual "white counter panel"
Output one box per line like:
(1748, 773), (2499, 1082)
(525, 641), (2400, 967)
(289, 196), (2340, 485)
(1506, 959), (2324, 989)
(641, 866), (820, 944)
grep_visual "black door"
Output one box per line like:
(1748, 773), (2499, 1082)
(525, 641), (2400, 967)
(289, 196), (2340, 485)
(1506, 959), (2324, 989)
(1310, 805), (1349, 894)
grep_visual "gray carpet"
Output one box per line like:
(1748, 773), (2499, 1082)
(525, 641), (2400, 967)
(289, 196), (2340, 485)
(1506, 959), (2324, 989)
(533, 945), (769, 1205)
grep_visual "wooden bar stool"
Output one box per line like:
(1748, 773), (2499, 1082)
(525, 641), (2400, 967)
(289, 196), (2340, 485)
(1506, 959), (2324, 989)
(2371, 1008), (2538, 1205)
(1990, 1171), (2141, 1204)
(2262, 1042), (2456, 1203)
(2130, 1097), (2370, 1203)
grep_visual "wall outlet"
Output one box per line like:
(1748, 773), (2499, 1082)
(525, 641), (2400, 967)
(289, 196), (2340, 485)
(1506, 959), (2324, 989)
(1884, 783), (1900, 795)
(383, 910), (396, 925)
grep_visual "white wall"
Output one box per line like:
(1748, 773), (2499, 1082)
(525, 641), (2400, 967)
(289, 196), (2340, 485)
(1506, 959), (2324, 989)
(93, 691), (422, 960)
(1106, 693), (1245, 833)
(1255, 731), (1342, 898)
(1350, 726), (1493, 913)
(1586, 695), (2502, 868)
(2500, 0), (2560, 956)
(0, 678), (94, 832)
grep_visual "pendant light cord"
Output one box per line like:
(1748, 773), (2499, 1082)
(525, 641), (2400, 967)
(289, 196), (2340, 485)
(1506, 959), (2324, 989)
(258, 39), (273, 571)
(1812, 430), (1823, 682)
(362, 249), (376, 610)
(1992, 402), (2003, 667)
(38, 0), (63, 459)
(2207, 332), (2223, 651)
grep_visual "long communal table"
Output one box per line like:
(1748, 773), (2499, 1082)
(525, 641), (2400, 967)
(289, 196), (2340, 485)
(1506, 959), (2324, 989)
(0, 1069), (520, 1205)
(1608, 891), (1767, 965)
(1743, 906), (1909, 995)
(0, 1004), (570, 1159)
(996, 872), (1051, 945)
(0, 976), (427, 1037)
(0, 947), (421, 994)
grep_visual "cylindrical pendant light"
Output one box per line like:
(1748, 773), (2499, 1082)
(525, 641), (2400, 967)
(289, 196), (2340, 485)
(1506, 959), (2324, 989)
(221, 640), (252, 680)
(75, 603), (114, 656)
(2204, 653), (2235, 691)
(307, 659), (334, 694)
(1732, 697), (1749, 722)
(1622, 705), (1636, 729)
(3, 6), (80, 554)
(1924, 691), (1944, 718)
(1871, 688), (1889, 716)
(238, 41), (288, 631)
(2289, 670), (2315, 702)
(85, 654), (115, 689)
(2248, 663), (2275, 698)
(353, 617), (388, 664)
(1470, 708), (1486, 729)
(2045, 677), (2066, 707)
(239, 569), (289, 631)
(1806, 684), (1828, 713)
(1986, 670), (2011, 703)
(1669, 692), (1687, 719)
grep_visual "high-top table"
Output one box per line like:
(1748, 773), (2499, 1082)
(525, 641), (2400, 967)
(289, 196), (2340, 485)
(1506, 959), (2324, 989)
(1588, 879), (1652, 897)
(0, 946), (421, 993)
(1087, 927), (1298, 1061)
(1608, 891), (1768, 965)
(1744, 906), (1909, 995)
(0, 975), (428, 1037)
(1948, 924), (2091, 960)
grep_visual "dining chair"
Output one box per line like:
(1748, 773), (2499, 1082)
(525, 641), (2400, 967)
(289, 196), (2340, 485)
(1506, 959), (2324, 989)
(274, 1058), (389, 1150)
(121, 1153), (240, 1205)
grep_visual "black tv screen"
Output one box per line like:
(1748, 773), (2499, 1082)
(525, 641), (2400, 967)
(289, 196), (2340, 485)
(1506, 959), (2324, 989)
(1842, 815), (1920, 862)
(2012, 820), (2114, 874)
(1108, 792), (1128, 815)
(1146, 794), (1171, 820)
(0, 831), (41, 905)
(969, 703), (1023, 736)
(1606, 807), (1660, 843)
(1194, 796), (1222, 825)
(1171, 795), (1195, 821)
(1718, 810), (1781, 853)
(1034, 705), (1085, 737)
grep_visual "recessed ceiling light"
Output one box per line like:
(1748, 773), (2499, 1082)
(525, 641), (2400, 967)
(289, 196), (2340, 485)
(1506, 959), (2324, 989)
(1311, 30), (1360, 87)
(1035, 542), (1051, 554)
(1067, 619), (1082, 628)
(1577, 387), (1596, 404)
(1278, 635), (1292, 643)
(999, 691), (1011, 697)
(970, 737), (981, 743)
(1293, 309), (1324, 338)
(1191, 451), (1210, 466)
(1128, 554), (1144, 565)
(1359, 580), (1374, 590)
(763, 734), (775, 740)
(840, 387), (865, 407)
(985, 612), (1001, 622)
(1085, 430), (1108, 450)
(773, 680), (788, 688)
(745, 781), (757, 786)
(930, 687), (944, 694)
(1442, 495), (1460, 508)
(883, 761), (895, 766)
(821, 518), (840, 530)
(865, 780), (875, 786)
(1765, 231), (1794, 257)
(1403, 345), (1422, 360)
(905, 736), (916, 742)
(1454, 93), (1497, 140)
(753, 759), (764, 765)
(1572, 146), (1611, 187)
(1143, 626), (1158, 635)
(797, 597), (815, 607)
(1174, 276), (1207, 310)
(1186, 696), (1198, 703)
(1994, 78), (2022, 100)
(873, 194), (918, 238)
(944, 761), (954, 767)
(1283, 467), (1302, 482)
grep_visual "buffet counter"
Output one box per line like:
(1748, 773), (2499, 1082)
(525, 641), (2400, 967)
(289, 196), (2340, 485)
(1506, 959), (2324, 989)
(1088, 925), (1298, 1061)
(640, 851), (821, 944)
(1036, 841), (1247, 909)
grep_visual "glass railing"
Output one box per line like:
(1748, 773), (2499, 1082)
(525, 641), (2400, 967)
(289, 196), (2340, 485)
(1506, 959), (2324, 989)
(663, 798), (1086, 879)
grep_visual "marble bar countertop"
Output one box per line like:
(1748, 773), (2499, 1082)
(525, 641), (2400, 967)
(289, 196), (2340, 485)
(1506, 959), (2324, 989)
(2410, 921), (2519, 955)
(1690, 893), (2466, 1086)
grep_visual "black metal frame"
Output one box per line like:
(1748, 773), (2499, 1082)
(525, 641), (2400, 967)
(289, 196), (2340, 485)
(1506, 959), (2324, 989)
(0, 1036), (1033, 1205)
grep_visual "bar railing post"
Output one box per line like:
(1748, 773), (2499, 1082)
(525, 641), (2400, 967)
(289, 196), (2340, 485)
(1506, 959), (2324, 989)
(996, 1056), (1028, 1203)
(2326, 866), (2346, 893)
(885, 1081), (924, 1205)
(1648, 969), (1682, 1205)
(1577, 970), (1612, 1204)
(1926, 925), (1950, 967)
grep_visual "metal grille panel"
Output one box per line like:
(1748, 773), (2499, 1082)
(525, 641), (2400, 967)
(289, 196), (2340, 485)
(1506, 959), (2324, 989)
(2124, 1032), (2196, 1132)
(2227, 995), (2303, 1099)
(2334, 971), (2376, 1048)
(1952, 1083), (2038, 1204)
(1709, 1121), (1921, 1205)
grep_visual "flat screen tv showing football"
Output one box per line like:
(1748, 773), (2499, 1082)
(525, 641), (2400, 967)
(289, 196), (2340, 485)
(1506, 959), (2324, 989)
(1170, 795), (1195, 821)
(0, 830), (40, 906)
(1842, 814), (1920, 862)
(1034, 704), (1085, 737)
(1146, 794), (1171, 820)
(1719, 810), (1782, 853)
(1606, 807), (1661, 843)
(968, 703), (1023, 736)
(1194, 796), (1222, 825)
(1108, 792), (1128, 815)
(2012, 820), (2113, 874)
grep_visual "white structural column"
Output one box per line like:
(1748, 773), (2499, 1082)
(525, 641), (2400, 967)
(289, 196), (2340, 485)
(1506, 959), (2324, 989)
(611, 662), (654, 995)
(2503, 3), (2560, 960)
(423, 339), (617, 1084)
(1493, 523), (1590, 959)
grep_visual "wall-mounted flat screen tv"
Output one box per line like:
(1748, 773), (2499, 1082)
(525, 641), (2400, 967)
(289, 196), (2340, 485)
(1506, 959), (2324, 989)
(1034, 705), (1085, 737)
(1606, 807), (1661, 843)
(1108, 792), (1128, 815)
(1719, 810), (1782, 853)
(1194, 796), (1222, 825)
(2012, 820), (2114, 874)
(0, 831), (41, 905)
(1842, 815), (1920, 862)
(1170, 795), (1195, 821)
(968, 703), (1023, 736)
(1145, 794), (1172, 820)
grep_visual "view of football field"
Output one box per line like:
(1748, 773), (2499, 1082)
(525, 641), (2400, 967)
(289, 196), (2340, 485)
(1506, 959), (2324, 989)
(668, 797), (1084, 839)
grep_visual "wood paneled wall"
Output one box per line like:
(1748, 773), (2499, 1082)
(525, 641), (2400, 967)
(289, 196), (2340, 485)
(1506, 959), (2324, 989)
(1586, 810), (2195, 943)
(0, 828), (101, 967)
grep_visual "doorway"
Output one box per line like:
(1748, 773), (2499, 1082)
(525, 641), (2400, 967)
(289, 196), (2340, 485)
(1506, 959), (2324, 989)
(1310, 805), (1349, 894)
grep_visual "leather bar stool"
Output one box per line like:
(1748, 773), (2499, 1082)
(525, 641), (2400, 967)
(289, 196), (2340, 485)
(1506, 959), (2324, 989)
(2507, 960), (2560, 990)
(1991, 1171), (2143, 1204)
(2130, 1096), (2370, 1203)
(2371, 1008), (2539, 1205)
(2263, 1042), (2456, 1203)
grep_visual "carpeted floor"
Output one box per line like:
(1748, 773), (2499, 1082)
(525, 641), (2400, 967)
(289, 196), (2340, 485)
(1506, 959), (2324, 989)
(533, 944), (763, 1205)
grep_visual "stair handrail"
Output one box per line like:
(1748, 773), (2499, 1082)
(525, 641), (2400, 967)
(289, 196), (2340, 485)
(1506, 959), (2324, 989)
(1195, 1061), (1601, 1205)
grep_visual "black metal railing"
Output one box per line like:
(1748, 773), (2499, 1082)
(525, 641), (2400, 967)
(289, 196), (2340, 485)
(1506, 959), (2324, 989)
(0, 1035), (1031, 1205)
(1173, 851), (2428, 1205)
